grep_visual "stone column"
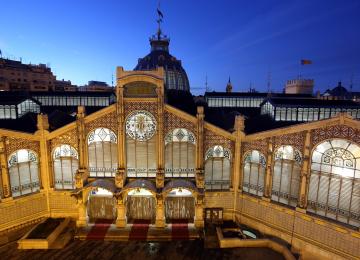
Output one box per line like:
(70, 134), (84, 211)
(194, 194), (204, 228)
(264, 137), (274, 198)
(75, 106), (88, 189)
(156, 82), (165, 188)
(196, 106), (205, 189)
(0, 136), (10, 198)
(35, 114), (51, 190)
(232, 115), (245, 217)
(232, 115), (245, 191)
(298, 130), (311, 210)
(76, 191), (88, 227)
(156, 86), (165, 188)
(155, 194), (165, 228)
(116, 83), (126, 188)
(115, 194), (127, 228)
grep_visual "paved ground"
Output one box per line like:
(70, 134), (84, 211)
(0, 240), (285, 260)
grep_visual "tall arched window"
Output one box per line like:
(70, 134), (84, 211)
(272, 145), (302, 207)
(308, 139), (360, 227)
(126, 111), (157, 177)
(165, 128), (196, 177)
(53, 145), (78, 189)
(205, 145), (231, 190)
(243, 150), (266, 196)
(88, 128), (118, 177)
(8, 149), (40, 197)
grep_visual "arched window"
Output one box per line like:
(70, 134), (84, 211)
(88, 128), (118, 177)
(242, 150), (266, 196)
(205, 145), (231, 190)
(126, 111), (157, 177)
(308, 139), (360, 227)
(53, 145), (78, 189)
(272, 145), (302, 207)
(165, 128), (196, 177)
(8, 149), (40, 197)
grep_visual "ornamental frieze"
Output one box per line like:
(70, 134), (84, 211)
(50, 128), (78, 151)
(85, 111), (118, 135)
(164, 111), (196, 136)
(204, 129), (234, 156)
(124, 102), (158, 118)
(274, 132), (305, 152)
(5, 137), (40, 156)
(242, 139), (268, 156)
(311, 124), (360, 146)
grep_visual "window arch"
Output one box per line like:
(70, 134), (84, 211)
(165, 128), (196, 177)
(126, 110), (157, 177)
(8, 149), (40, 197)
(308, 139), (360, 227)
(205, 145), (231, 190)
(242, 150), (266, 196)
(271, 145), (302, 207)
(53, 145), (78, 189)
(88, 128), (118, 177)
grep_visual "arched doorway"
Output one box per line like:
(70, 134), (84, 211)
(122, 180), (157, 224)
(165, 188), (195, 223)
(87, 187), (117, 222)
(163, 180), (197, 223)
(126, 188), (156, 223)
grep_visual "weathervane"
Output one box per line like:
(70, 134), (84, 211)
(156, 0), (164, 39)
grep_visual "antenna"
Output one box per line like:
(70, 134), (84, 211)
(112, 73), (114, 88)
(205, 74), (208, 92)
(350, 73), (353, 93)
(267, 69), (271, 94)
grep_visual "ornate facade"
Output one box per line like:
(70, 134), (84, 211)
(0, 67), (359, 259)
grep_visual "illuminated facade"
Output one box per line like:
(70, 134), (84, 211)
(0, 66), (359, 259)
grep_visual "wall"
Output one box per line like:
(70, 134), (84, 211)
(235, 193), (360, 259)
(0, 192), (48, 231)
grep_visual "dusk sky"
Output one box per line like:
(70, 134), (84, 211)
(1, 0), (360, 94)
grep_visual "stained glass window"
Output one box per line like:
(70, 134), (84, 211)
(242, 150), (266, 197)
(8, 149), (40, 197)
(165, 128), (196, 178)
(205, 145), (231, 190)
(308, 139), (360, 227)
(272, 145), (302, 207)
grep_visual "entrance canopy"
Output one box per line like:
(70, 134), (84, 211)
(121, 179), (157, 195)
(72, 179), (119, 196)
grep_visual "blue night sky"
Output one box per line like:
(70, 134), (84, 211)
(0, 0), (359, 95)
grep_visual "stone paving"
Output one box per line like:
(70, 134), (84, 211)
(0, 240), (285, 260)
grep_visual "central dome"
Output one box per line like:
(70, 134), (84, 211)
(134, 32), (190, 92)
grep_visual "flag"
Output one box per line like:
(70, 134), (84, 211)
(157, 8), (164, 19)
(301, 59), (312, 65)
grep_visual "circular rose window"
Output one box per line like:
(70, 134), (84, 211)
(125, 111), (156, 141)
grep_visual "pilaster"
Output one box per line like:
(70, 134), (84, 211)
(156, 84), (165, 188)
(298, 130), (311, 209)
(116, 81), (126, 188)
(35, 114), (51, 190)
(233, 115), (245, 191)
(196, 106), (205, 188)
(155, 194), (165, 227)
(264, 137), (274, 198)
(76, 191), (88, 227)
(75, 106), (88, 188)
(115, 194), (127, 228)
(0, 136), (10, 198)
(194, 194), (204, 228)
